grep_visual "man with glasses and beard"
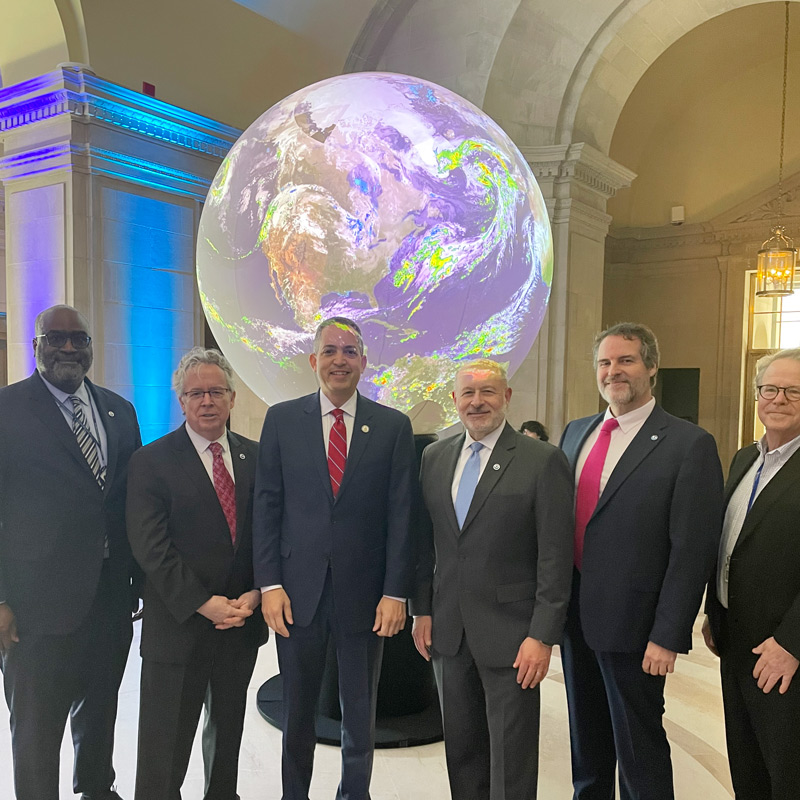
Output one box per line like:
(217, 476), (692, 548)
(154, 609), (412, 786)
(0, 304), (141, 800)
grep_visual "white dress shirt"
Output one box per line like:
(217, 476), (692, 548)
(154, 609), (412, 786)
(716, 431), (800, 607)
(575, 398), (656, 491)
(450, 422), (506, 505)
(184, 422), (235, 484)
(319, 390), (358, 450)
(41, 375), (108, 469)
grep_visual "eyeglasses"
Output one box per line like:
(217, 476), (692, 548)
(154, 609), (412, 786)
(36, 331), (92, 349)
(182, 388), (231, 402)
(757, 384), (800, 402)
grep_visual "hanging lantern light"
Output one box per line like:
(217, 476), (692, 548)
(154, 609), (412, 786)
(756, 2), (797, 297)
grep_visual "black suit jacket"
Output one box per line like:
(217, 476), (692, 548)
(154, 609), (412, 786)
(706, 444), (800, 659)
(253, 391), (417, 635)
(411, 423), (574, 668)
(0, 371), (141, 635)
(126, 425), (267, 664)
(560, 405), (723, 654)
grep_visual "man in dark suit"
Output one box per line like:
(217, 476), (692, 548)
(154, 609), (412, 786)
(704, 348), (800, 800)
(559, 322), (723, 800)
(253, 316), (417, 800)
(0, 304), (141, 800)
(411, 359), (574, 800)
(126, 347), (267, 800)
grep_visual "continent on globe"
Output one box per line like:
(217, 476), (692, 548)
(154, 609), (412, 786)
(197, 72), (553, 431)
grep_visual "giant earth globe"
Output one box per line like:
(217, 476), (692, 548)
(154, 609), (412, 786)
(197, 72), (553, 430)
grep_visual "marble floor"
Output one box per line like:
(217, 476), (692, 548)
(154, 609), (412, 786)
(0, 615), (733, 799)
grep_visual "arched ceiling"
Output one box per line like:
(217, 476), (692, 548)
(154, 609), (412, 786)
(608, 2), (800, 228)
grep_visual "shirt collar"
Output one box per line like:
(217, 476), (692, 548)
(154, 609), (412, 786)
(319, 390), (358, 419)
(184, 421), (229, 456)
(463, 420), (506, 454)
(40, 373), (89, 407)
(757, 430), (800, 460)
(604, 396), (655, 433)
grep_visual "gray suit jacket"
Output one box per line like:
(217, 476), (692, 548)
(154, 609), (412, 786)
(411, 422), (574, 667)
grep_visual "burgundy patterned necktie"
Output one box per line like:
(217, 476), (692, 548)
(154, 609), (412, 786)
(574, 417), (619, 570)
(209, 442), (237, 544)
(327, 408), (347, 497)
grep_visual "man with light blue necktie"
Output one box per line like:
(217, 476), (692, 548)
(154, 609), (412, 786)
(411, 358), (574, 800)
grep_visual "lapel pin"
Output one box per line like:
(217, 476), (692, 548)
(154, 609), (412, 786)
(651, 435), (658, 441)
(108, 410), (115, 417)
(239, 453), (246, 459)
(362, 425), (370, 433)
(492, 463), (500, 471)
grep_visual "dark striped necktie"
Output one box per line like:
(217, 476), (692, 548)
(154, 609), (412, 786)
(70, 395), (106, 489)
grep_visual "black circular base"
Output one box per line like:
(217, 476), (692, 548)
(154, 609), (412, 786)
(257, 675), (443, 748)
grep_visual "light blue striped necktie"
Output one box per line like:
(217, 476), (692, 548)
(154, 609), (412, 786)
(455, 441), (483, 528)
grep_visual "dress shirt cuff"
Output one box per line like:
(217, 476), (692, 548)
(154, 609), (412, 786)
(261, 585), (283, 593)
(383, 595), (406, 603)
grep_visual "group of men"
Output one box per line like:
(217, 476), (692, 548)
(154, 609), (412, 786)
(0, 305), (798, 800)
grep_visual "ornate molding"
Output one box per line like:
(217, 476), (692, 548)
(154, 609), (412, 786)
(0, 68), (241, 159)
(518, 142), (636, 200)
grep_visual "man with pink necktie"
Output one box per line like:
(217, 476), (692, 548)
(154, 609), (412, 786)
(126, 347), (267, 800)
(559, 322), (723, 800)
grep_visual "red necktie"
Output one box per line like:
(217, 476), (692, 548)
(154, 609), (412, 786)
(328, 408), (347, 497)
(574, 418), (619, 570)
(209, 442), (237, 544)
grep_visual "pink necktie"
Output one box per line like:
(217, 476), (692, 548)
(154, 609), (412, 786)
(328, 409), (347, 497)
(574, 418), (619, 570)
(209, 442), (237, 544)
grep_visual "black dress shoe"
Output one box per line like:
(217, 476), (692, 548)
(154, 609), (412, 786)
(80, 791), (124, 800)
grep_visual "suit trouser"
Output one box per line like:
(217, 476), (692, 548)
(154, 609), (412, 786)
(720, 639), (800, 800)
(276, 573), (383, 800)
(135, 629), (259, 800)
(561, 573), (672, 800)
(0, 562), (132, 800)
(432, 632), (541, 800)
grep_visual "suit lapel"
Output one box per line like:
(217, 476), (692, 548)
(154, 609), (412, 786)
(735, 445), (800, 549)
(229, 431), (252, 550)
(724, 445), (759, 506)
(440, 432), (465, 537)
(564, 413), (603, 468)
(337, 393), (374, 501)
(461, 423), (517, 534)
(86, 380), (119, 495)
(592, 406), (668, 518)
(26, 372), (103, 489)
(302, 392), (334, 504)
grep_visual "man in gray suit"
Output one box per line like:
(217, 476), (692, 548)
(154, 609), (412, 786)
(411, 359), (574, 800)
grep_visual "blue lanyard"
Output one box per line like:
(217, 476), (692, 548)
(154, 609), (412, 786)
(746, 459), (765, 513)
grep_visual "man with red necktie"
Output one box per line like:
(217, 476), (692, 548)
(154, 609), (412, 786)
(559, 322), (723, 800)
(253, 316), (417, 800)
(126, 347), (267, 800)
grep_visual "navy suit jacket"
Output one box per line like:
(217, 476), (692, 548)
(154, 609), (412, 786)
(0, 371), (141, 636)
(560, 404), (723, 654)
(706, 444), (800, 659)
(253, 391), (417, 635)
(126, 425), (268, 664)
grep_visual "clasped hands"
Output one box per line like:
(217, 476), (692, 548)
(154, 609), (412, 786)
(197, 590), (261, 630)
(261, 588), (406, 638)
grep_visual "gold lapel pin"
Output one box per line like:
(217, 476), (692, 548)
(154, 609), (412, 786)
(108, 410), (115, 417)
(362, 425), (370, 433)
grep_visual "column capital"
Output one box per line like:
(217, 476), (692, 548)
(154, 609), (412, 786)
(0, 67), (241, 199)
(518, 142), (636, 201)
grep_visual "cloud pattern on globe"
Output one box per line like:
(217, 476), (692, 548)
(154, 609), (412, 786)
(197, 72), (553, 430)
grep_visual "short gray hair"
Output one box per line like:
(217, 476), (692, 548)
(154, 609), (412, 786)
(593, 322), (660, 388)
(34, 304), (90, 335)
(172, 347), (236, 396)
(313, 317), (365, 355)
(754, 348), (800, 389)
(455, 359), (508, 384)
